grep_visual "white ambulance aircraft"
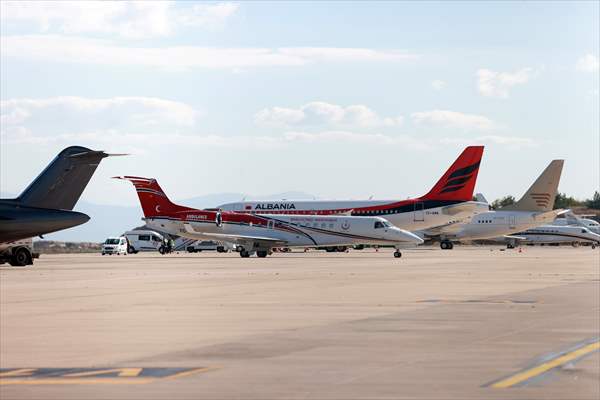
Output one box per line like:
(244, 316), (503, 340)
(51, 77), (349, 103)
(116, 177), (423, 258)
(219, 146), (489, 233)
(421, 160), (566, 249)
(499, 224), (600, 249)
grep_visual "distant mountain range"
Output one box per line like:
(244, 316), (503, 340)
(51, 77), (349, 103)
(1, 191), (316, 242)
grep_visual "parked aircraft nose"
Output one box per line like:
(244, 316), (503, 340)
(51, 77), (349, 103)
(391, 227), (424, 245)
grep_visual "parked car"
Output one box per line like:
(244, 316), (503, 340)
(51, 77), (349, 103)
(101, 237), (128, 255)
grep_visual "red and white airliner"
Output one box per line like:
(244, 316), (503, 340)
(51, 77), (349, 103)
(116, 177), (423, 258)
(218, 146), (488, 233)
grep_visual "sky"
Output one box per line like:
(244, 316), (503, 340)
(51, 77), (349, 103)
(1, 1), (599, 207)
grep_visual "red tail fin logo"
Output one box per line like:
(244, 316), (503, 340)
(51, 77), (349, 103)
(114, 176), (191, 217)
(421, 146), (484, 201)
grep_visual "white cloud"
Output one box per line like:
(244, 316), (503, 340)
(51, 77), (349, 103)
(0, 35), (419, 71)
(476, 67), (536, 98)
(431, 80), (446, 90)
(1, 129), (428, 152)
(0, 1), (239, 39)
(178, 3), (240, 30)
(411, 110), (494, 131)
(282, 131), (424, 148)
(255, 101), (404, 128)
(576, 54), (599, 72)
(1, 97), (198, 139)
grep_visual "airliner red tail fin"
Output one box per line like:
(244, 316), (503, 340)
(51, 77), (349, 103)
(421, 146), (484, 201)
(114, 176), (192, 217)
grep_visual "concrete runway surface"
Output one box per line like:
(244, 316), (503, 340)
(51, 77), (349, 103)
(1, 247), (599, 399)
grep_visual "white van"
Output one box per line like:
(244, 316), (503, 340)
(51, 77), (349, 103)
(124, 230), (164, 253)
(102, 237), (128, 255)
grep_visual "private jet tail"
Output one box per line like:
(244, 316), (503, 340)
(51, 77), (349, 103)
(421, 146), (484, 202)
(501, 160), (564, 212)
(15, 146), (112, 210)
(114, 176), (193, 218)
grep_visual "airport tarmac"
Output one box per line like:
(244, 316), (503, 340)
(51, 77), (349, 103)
(1, 246), (599, 400)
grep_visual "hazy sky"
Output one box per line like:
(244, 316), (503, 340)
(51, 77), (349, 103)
(1, 1), (598, 206)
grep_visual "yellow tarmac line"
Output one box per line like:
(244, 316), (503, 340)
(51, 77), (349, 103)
(0, 369), (37, 378)
(0, 378), (155, 385)
(0, 367), (215, 385)
(491, 340), (600, 389)
(164, 366), (219, 380)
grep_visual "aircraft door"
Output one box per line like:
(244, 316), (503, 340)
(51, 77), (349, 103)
(509, 215), (516, 229)
(414, 202), (425, 222)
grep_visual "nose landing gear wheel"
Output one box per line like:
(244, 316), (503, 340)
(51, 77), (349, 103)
(393, 251), (402, 258)
(257, 250), (268, 258)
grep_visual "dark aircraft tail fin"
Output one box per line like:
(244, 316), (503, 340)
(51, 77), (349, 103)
(113, 176), (193, 218)
(421, 146), (484, 202)
(17, 146), (110, 210)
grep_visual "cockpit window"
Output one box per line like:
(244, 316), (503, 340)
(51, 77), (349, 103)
(374, 221), (391, 229)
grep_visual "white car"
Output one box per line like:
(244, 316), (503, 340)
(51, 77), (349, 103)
(102, 237), (128, 255)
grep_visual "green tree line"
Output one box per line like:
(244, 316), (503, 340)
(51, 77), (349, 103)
(490, 191), (600, 210)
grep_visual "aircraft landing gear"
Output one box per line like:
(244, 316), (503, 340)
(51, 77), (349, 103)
(240, 250), (251, 258)
(507, 243), (515, 249)
(440, 241), (454, 250)
(393, 250), (402, 258)
(257, 250), (268, 258)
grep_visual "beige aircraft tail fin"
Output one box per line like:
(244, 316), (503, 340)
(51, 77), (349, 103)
(501, 160), (564, 212)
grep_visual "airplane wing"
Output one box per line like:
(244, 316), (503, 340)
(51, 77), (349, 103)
(534, 209), (568, 223)
(420, 220), (464, 236)
(503, 235), (527, 240)
(183, 223), (288, 247)
(440, 202), (480, 216)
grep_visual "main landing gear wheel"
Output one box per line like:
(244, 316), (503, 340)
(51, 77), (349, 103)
(393, 250), (402, 258)
(440, 241), (454, 250)
(257, 250), (268, 258)
(240, 250), (251, 258)
(10, 247), (31, 266)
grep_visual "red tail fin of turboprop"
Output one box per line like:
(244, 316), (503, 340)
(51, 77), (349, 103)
(114, 176), (192, 218)
(421, 146), (484, 201)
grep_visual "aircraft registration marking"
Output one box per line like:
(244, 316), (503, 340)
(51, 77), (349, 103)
(0, 367), (215, 385)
